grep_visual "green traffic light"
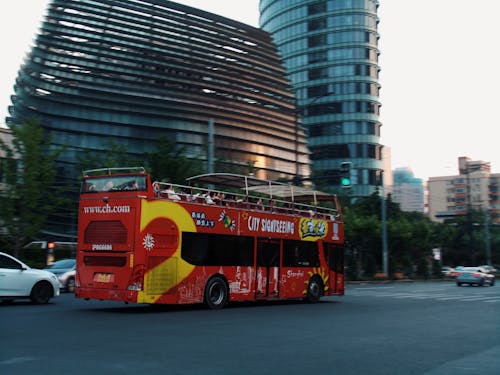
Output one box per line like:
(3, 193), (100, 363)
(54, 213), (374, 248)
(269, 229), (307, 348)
(341, 177), (351, 187)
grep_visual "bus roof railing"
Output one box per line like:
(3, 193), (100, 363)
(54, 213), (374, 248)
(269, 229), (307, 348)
(83, 167), (146, 176)
(186, 173), (336, 205)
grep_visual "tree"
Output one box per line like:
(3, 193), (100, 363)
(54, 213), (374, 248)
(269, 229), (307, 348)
(76, 140), (136, 173)
(343, 192), (440, 279)
(146, 137), (204, 183)
(0, 119), (64, 257)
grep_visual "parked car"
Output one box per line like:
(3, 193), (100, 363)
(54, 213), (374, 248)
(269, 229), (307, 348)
(0, 252), (60, 304)
(455, 267), (495, 287)
(43, 258), (76, 292)
(58, 269), (76, 293)
(43, 258), (75, 276)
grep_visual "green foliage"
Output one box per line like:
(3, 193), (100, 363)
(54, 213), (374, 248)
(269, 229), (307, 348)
(344, 192), (438, 279)
(146, 137), (204, 184)
(0, 119), (64, 256)
(437, 210), (500, 267)
(76, 140), (137, 173)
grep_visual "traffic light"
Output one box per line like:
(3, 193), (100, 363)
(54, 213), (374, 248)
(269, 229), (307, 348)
(339, 162), (352, 188)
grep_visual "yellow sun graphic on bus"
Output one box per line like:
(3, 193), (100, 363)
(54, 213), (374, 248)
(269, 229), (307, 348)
(302, 267), (330, 296)
(137, 200), (196, 304)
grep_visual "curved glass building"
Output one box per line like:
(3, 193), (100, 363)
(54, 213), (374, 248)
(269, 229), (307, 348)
(260, 0), (383, 196)
(8, 0), (310, 181)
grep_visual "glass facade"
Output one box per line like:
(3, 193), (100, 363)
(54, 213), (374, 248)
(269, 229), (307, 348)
(260, 0), (383, 196)
(7, 0), (310, 182)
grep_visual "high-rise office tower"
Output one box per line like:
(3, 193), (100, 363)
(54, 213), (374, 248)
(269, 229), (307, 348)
(391, 167), (424, 213)
(7, 0), (309, 182)
(5, 0), (310, 239)
(260, 0), (383, 195)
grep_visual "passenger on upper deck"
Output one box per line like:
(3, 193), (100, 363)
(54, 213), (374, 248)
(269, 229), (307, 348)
(162, 184), (181, 201)
(204, 191), (215, 205)
(125, 181), (138, 190)
(104, 180), (114, 191)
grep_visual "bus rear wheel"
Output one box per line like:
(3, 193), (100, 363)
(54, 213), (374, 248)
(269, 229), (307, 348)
(204, 276), (228, 309)
(305, 276), (323, 303)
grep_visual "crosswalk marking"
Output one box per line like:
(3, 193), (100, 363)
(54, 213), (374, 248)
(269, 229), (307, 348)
(348, 287), (500, 303)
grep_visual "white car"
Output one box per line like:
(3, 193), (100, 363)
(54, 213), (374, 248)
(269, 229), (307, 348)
(0, 252), (60, 304)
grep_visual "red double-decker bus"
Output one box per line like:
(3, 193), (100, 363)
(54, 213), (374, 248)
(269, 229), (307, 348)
(75, 167), (345, 309)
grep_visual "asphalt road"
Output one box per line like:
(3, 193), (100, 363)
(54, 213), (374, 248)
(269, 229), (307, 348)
(1, 281), (499, 375)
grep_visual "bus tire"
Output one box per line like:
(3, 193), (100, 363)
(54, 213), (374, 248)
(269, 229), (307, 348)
(204, 276), (228, 309)
(30, 281), (53, 304)
(305, 276), (323, 303)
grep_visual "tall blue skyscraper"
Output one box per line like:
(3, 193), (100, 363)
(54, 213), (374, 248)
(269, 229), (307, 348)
(260, 0), (383, 195)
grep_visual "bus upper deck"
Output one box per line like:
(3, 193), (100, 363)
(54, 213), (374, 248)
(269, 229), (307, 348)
(80, 168), (343, 227)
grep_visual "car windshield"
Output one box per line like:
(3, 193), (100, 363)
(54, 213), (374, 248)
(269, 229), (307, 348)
(46, 259), (75, 269)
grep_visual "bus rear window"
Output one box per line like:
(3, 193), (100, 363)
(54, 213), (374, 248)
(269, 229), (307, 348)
(82, 176), (147, 193)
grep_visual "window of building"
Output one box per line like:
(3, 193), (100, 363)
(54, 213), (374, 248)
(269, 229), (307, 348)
(308, 34), (326, 47)
(308, 17), (326, 31)
(308, 50), (327, 64)
(307, 85), (329, 97)
(308, 68), (328, 80)
(308, 2), (327, 15)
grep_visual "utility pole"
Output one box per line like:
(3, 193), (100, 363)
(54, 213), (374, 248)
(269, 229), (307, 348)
(484, 208), (492, 266)
(380, 171), (388, 277)
(208, 119), (214, 174)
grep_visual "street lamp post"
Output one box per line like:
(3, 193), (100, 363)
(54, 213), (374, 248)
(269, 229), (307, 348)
(294, 91), (335, 184)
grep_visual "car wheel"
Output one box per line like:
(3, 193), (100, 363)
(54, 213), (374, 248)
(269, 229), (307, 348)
(204, 276), (228, 309)
(30, 281), (53, 304)
(478, 280), (484, 287)
(66, 277), (76, 293)
(456, 282), (462, 286)
(490, 278), (495, 286)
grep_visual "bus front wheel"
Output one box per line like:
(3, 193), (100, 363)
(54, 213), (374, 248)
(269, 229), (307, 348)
(305, 276), (323, 303)
(204, 276), (228, 309)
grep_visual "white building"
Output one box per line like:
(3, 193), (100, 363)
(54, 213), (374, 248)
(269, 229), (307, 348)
(428, 157), (500, 224)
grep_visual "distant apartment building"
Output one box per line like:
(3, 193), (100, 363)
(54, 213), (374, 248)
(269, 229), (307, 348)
(428, 157), (500, 224)
(390, 167), (424, 213)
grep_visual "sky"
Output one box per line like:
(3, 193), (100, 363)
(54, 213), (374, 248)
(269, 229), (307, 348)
(1, 1), (498, 181)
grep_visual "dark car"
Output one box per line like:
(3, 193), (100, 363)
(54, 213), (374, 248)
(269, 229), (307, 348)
(455, 267), (495, 287)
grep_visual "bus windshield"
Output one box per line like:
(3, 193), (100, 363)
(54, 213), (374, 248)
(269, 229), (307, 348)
(82, 175), (147, 193)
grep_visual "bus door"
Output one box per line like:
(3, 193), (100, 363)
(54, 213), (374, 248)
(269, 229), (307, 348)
(256, 238), (280, 299)
(324, 243), (344, 293)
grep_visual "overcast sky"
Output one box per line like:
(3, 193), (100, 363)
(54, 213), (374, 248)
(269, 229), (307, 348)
(1, 1), (498, 180)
